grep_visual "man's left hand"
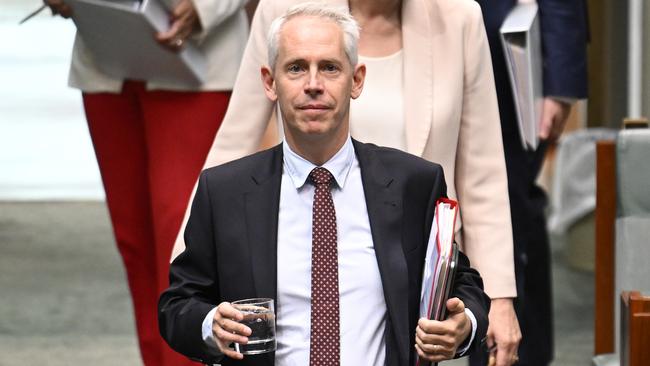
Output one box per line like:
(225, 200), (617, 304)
(538, 97), (572, 143)
(155, 0), (200, 52)
(415, 297), (472, 362)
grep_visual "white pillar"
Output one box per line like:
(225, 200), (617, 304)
(628, 0), (643, 118)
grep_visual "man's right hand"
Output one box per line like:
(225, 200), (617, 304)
(43, 0), (72, 18)
(211, 302), (252, 360)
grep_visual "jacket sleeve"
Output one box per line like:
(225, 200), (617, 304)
(450, 251), (491, 355)
(159, 172), (223, 364)
(454, 1), (517, 299)
(538, 0), (589, 98)
(192, 0), (249, 39)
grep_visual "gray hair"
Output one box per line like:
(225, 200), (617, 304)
(267, 2), (361, 69)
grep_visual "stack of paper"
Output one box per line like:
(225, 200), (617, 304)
(419, 198), (459, 321)
(66, 0), (207, 85)
(500, 2), (543, 151)
(417, 198), (459, 366)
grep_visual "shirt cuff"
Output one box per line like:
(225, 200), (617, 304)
(202, 306), (220, 349)
(456, 308), (478, 356)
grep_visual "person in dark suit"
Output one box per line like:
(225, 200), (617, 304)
(471, 1), (589, 366)
(159, 3), (490, 365)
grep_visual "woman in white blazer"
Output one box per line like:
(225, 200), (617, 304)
(43, 0), (249, 365)
(173, 0), (521, 364)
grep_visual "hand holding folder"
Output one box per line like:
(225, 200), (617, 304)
(64, 0), (207, 85)
(154, 0), (199, 52)
(416, 198), (460, 366)
(420, 198), (459, 321)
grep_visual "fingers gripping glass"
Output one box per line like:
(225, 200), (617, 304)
(231, 298), (277, 355)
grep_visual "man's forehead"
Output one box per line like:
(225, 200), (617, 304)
(277, 16), (345, 59)
(282, 14), (340, 29)
(279, 15), (342, 44)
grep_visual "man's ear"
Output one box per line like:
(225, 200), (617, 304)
(261, 66), (278, 102)
(350, 63), (366, 100)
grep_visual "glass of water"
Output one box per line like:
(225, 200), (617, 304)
(231, 298), (276, 355)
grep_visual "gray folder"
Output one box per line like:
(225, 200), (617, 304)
(67, 0), (207, 85)
(500, 3), (543, 151)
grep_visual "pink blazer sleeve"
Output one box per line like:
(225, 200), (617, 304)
(172, 0), (281, 259)
(454, 2), (516, 298)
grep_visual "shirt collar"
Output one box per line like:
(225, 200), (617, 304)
(282, 137), (355, 190)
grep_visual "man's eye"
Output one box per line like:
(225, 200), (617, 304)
(323, 64), (339, 72)
(288, 64), (302, 73)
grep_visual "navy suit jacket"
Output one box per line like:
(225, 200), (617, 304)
(159, 140), (490, 365)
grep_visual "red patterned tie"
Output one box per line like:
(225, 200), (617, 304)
(308, 167), (340, 366)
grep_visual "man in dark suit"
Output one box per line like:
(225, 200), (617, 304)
(159, 3), (490, 366)
(472, 1), (589, 366)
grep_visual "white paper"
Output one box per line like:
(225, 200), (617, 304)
(419, 201), (458, 319)
(67, 0), (207, 85)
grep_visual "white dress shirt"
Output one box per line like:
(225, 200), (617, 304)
(273, 138), (387, 366)
(202, 137), (476, 363)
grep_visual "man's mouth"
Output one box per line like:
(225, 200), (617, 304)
(298, 104), (330, 110)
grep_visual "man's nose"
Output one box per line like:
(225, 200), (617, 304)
(304, 69), (324, 96)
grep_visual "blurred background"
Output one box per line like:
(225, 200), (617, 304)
(1, 0), (648, 365)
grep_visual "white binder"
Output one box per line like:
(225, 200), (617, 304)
(67, 0), (207, 85)
(500, 2), (543, 150)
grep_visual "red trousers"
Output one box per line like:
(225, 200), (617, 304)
(83, 81), (229, 366)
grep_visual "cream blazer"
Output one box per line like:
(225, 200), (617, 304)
(174, 0), (516, 298)
(67, 0), (249, 92)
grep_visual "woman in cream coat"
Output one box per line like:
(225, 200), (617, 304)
(174, 0), (521, 364)
(44, 0), (249, 365)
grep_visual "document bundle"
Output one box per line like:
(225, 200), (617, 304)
(66, 0), (207, 85)
(417, 198), (460, 366)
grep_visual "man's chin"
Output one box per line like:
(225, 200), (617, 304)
(294, 126), (335, 141)
(298, 119), (330, 133)
(284, 117), (340, 140)
(301, 129), (330, 138)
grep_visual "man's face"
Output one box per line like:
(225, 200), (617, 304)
(262, 16), (365, 145)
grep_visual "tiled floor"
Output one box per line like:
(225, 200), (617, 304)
(0, 202), (140, 365)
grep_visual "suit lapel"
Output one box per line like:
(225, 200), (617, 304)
(353, 140), (410, 363)
(402, 0), (434, 157)
(245, 141), (410, 362)
(245, 145), (283, 302)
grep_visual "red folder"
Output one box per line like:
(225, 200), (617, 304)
(417, 198), (459, 366)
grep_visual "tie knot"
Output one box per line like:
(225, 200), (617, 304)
(309, 167), (334, 186)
